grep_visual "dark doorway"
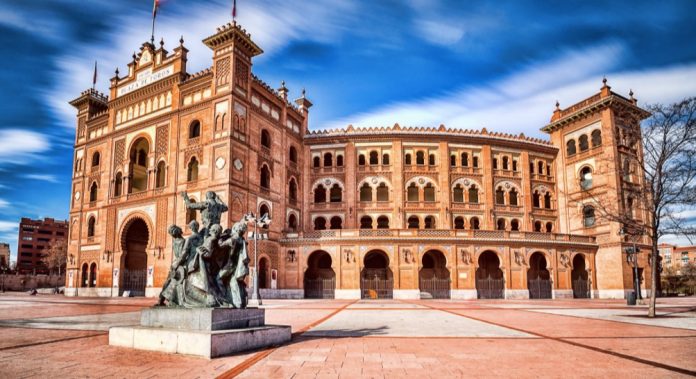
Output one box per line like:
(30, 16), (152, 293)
(571, 254), (590, 298)
(419, 250), (450, 299)
(528, 252), (552, 299)
(121, 218), (149, 296)
(361, 250), (393, 299)
(304, 251), (335, 299)
(258, 257), (269, 289)
(476, 251), (504, 299)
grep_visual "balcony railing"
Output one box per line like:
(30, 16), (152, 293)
(357, 165), (391, 172)
(311, 202), (344, 210)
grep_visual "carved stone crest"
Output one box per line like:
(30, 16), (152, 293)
(560, 252), (570, 268)
(460, 249), (472, 265)
(514, 250), (527, 267)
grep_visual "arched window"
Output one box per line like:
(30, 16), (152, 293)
(358, 154), (366, 166)
(566, 140), (576, 156)
(377, 216), (389, 229)
(492, 158), (498, 170)
(583, 206), (596, 227)
(89, 182), (98, 202)
(428, 154), (436, 166)
(544, 192), (552, 209)
(288, 178), (298, 201)
(156, 161), (166, 188)
(189, 120), (201, 139)
(591, 130), (602, 147)
(424, 183), (435, 202)
(579, 134), (589, 151)
(461, 153), (468, 167)
(186, 197), (197, 223)
(530, 162), (535, 174)
(87, 216), (96, 237)
(424, 216), (436, 229)
(382, 153), (390, 165)
(473, 156), (479, 167)
(261, 129), (271, 149)
(538, 161), (544, 175)
(336, 155), (344, 167)
(509, 188), (518, 206)
(360, 216), (373, 229)
(580, 167), (593, 190)
(91, 152), (100, 167)
(81, 263), (88, 287)
(407, 183), (419, 201)
(453, 185), (464, 203)
(496, 219), (506, 231)
(416, 151), (425, 165)
(534, 221), (542, 232)
(470, 217), (480, 230)
(450, 155), (456, 167)
(512, 160), (518, 171)
(287, 213), (297, 231)
(259, 203), (270, 218)
(502, 156), (509, 170)
(114, 172), (123, 197)
(89, 262), (97, 287)
(289, 146), (298, 164)
(511, 219), (520, 231)
(407, 216), (419, 229)
(260, 165), (271, 189)
(329, 184), (342, 202)
(324, 152), (333, 167)
(187, 157), (199, 182)
(369, 151), (378, 165)
(314, 217), (327, 231)
(454, 216), (465, 230)
(533, 191), (541, 208)
(495, 187), (505, 205)
(330, 216), (342, 230)
(129, 138), (149, 193)
(376, 183), (389, 202)
(313, 156), (320, 168)
(314, 185), (326, 203)
(359, 183), (372, 202)
(468, 185), (479, 203)
(545, 222), (553, 233)
(405, 153), (412, 165)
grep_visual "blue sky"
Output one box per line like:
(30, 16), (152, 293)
(1, 0), (695, 261)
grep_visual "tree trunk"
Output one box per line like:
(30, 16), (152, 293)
(648, 245), (658, 318)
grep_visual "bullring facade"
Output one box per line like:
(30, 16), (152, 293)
(65, 22), (652, 300)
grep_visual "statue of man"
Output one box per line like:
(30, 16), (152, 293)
(219, 220), (250, 308)
(181, 191), (228, 230)
(157, 225), (186, 306)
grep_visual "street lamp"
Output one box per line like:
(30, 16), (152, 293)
(246, 211), (271, 307)
(619, 227), (642, 301)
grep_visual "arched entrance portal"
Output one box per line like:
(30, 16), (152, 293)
(419, 250), (450, 299)
(476, 251), (504, 299)
(121, 218), (149, 296)
(361, 250), (393, 299)
(304, 251), (335, 299)
(258, 257), (269, 289)
(528, 252), (552, 299)
(571, 254), (590, 298)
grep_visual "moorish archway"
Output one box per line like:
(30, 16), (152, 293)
(361, 250), (393, 299)
(303, 250), (335, 299)
(571, 254), (590, 298)
(528, 252), (551, 299)
(120, 218), (149, 296)
(476, 251), (504, 299)
(419, 250), (450, 299)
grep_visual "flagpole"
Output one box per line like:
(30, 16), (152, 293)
(150, 13), (156, 44)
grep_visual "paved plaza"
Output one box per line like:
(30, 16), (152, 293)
(0, 294), (694, 378)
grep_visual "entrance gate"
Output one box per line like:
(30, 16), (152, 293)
(419, 278), (451, 299)
(122, 268), (147, 296)
(528, 278), (552, 299)
(571, 254), (590, 299)
(360, 250), (393, 299)
(528, 252), (552, 299)
(572, 278), (590, 298)
(476, 276), (504, 299)
(304, 278), (336, 299)
(361, 277), (393, 299)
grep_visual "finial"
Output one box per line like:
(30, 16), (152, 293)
(555, 100), (560, 110)
(602, 76), (607, 86)
(179, 35), (184, 45)
(115, 67), (119, 76)
(132, 52), (137, 61)
(281, 80), (286, 87)
(629, 89), (634, 98)
(160, 37), (164, 48)
(301, 88), (306, 98)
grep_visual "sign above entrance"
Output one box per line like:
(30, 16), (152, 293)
(117, 65), (174, 97)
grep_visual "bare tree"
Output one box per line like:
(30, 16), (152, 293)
(583, 97), (696, 317)
(43, 239), (67, 276)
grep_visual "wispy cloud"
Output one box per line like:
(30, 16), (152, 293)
(0, 198), (8, 209)
(0, 221), (17, 233)
(23, 174), (59, 183)
(0, 129), (50, 164)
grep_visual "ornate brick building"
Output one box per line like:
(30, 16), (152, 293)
(66, 22), (651, 300)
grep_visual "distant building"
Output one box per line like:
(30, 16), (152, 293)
(659, 243), (696, 275)
(17, 217), (69, 274)
(0, 243), (10, 268)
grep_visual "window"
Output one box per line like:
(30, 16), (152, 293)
(470, 217), (480, 230)
(313, 156), (320, 168)
(473, 156), (479, 168)
(405, 153), (412, 165)
(360, 216), (373, 229)
(682, 252), (689, 265)
(358, 154), (366, 166)
(314, 217), (327, 231)
(360, 183), (372, 202)
(330, 216), (342, 230)
(260, 165), (271, 189)
(423, 183), (435, 202)
(314, 185), (326, 203)
(509, 189), (518, 206)
(261, 129), (271, 149)
(579, 134), (589, 151)
(453, 185), (464, 203)
(189, 120), (201, 138)
(259, 204), (270, 218)
(424, 216), (436, 229)
(89, 182), (98, 202)
(407, 183), (419, 201)
(533, 191), (541, 208)
(376, 183), (389, 202)
(377, 216), (389, 229)
(129, 138), (149, 193)
(567, 140), (576, 156)
(428, 154), (436, 166)
(187, 157), (199, 182)
(502, 156), (509, 170)
(511, 219), (519, 231)
(382, 154), (389, 165)
(512, 160), (518, 171)
(91, 152), (100, 167)
(288, 178), (298, 201)
(289, 146), (298, 164)
(544, 192), (552, 209)
(186, 197), (197, 223)
(454, 217), (465, 230)
(329, 184), (342, 202)
(545, 222), (553, 233)
(496, 219), (506, 231)
(81, 263), (88, 287)
(324, 152), (333, 167)
(287, 214), (297, 231)
(580, 167), (593, 190)
(407, 216), (419, 229)
(591, 130), (602, 147)
(369, 151), (378, 165)
(534, 221), (542, 232)
(87, 216), (95, 237)
(462, 153), (468, 167)
(89, 263), (97, 287)
(530, 162), (535, 174)
(336, 155), (344, 167)
(583, 206), (596, 227)
(468, 185), (479, 203)
(495, 187), (505, 205)
(538, 161), (544, 175)
(450, 155), (456, 167)
(493, 158), (498, 170)
(416, 151), (425, 165)
(156, 161), (166, 188)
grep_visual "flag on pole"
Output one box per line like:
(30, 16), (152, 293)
(92, 61), (97, 89)
(232, 0), (237, 20)
(153, 0), (160, 18)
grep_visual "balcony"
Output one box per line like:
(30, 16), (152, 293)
(532, 208), (557, 217)
(311, 202), (344, 210)
(532, 173), (555, 182)
(357, 164), (391, 173)
(451, 202), (483, 211)
(493, 204), (524, 213)
(450, 166), (483, 175)
(493, 169), (522, 178)
(312, 166), (345, 175)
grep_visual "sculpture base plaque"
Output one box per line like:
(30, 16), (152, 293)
(109, 308), (291, 358)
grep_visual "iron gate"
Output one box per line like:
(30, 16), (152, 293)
(122, 268), (147, 296)
(304, 278), (336, 299)
(476, 277), (504, 299)
(572, 278), (590, 298)
(528, 278), (552, 299)
(361, 278), (393, 299)
(419, 278), (451, 299)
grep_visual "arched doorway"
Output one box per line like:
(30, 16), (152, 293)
(419, 250), (450, 299)
(361, 250), (393, 299)
(121, 218), (149, 296)
(304, 251), (335, 299)
(528, 252), (552, 299)
(258, 257), (269, 289)
(571, 254), (590, 298)
(476, 251), (504, 299)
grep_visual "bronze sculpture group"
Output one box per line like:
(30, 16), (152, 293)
(157, 191), (250, 308)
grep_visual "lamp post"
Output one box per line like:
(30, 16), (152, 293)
(246, 211), (271, 308)
(620, 227), (642, 301)
(1, 266), (6, 293)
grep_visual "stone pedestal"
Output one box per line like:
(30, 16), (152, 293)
(109, 308), (290, 359)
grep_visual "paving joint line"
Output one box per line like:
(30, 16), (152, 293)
(0, 332), (106, 352)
